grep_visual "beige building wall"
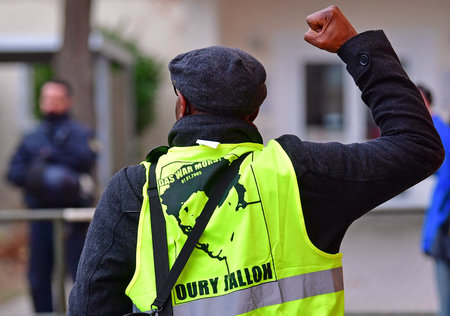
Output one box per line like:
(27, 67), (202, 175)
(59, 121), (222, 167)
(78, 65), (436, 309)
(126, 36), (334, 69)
(0, 0), (61, 208)
(0, 65), (30, 208)
(0, 0), (61, 35)
(92, 0), (220, 157)
(217, 0), (450, 65)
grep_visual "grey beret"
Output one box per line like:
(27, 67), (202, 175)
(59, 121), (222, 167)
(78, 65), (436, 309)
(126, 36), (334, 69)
(169, 46), (267, 116)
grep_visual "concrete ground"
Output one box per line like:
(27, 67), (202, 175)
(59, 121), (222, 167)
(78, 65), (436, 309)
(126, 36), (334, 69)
(0, 212), (439, 316)
(341, 211), (438, 316)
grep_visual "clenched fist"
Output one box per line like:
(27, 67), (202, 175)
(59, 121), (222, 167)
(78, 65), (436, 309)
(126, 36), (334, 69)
(304, 5), (357, 53)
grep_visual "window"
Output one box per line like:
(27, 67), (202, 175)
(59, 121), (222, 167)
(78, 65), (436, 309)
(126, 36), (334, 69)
(305, 63), (344, 132)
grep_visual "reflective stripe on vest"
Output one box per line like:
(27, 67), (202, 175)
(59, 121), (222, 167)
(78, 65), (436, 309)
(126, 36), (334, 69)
(136, 267), (343, 315)
(126, 140), (344, 315)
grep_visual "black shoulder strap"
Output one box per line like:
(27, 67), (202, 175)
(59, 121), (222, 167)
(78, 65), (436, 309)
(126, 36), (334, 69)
(148, 162), (173, 315)
(148, 152), (250, 315)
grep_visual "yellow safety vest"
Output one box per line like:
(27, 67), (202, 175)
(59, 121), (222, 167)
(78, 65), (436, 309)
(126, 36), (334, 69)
(126, 140), (344, 315)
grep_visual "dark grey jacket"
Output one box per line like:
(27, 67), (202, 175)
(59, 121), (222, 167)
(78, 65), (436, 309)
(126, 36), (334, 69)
(68, 30), (444, 315)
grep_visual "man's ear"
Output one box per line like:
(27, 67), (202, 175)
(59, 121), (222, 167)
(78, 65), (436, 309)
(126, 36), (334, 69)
(175, 93), (189, 121)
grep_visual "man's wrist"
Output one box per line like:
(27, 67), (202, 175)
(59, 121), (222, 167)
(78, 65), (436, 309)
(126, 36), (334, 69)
(337, 30), (387, 64)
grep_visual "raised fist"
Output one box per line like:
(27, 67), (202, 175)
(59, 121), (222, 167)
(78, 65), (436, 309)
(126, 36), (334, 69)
(304, 5), (357, 53)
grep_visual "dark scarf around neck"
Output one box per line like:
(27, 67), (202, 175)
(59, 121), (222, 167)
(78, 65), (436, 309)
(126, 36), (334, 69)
(168, 114), (263, 147)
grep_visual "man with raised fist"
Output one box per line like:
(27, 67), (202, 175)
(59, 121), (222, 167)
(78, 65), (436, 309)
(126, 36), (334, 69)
(70, 6), (443, 316)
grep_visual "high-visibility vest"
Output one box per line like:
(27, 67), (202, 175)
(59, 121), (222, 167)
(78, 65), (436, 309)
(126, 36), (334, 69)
(126, 140), (344, 315)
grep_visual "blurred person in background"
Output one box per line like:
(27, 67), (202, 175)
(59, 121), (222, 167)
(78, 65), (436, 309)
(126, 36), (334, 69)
(6, 79), (97, 313)
(419, 84), (450, 316)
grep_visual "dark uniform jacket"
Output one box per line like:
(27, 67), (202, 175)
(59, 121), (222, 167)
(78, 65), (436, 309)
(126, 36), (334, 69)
(68, 31), (444, 315)
(7, 113), (96, 208)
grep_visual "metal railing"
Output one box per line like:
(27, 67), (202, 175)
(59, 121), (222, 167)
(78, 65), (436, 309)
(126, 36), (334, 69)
(0, 208), (95, 315)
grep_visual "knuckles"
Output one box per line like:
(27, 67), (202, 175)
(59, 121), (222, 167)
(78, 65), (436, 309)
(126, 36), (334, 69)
(327, 5), (339, 14)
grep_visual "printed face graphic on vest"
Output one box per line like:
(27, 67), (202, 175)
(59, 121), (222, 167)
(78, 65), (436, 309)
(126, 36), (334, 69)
(159, 157), (250, 273)
(157, 155), (276, 303)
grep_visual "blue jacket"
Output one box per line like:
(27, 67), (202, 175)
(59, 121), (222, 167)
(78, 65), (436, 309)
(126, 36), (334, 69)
(422, 114), (450, 259)
(6, 113), (97, 208)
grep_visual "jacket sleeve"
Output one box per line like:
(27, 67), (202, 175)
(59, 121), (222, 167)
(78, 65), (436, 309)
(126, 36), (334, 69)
(336, 29), (443, 207)
(68, 165), (145, 315)
(6, 138), (32, 187)
(277, 30), (444, 253)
